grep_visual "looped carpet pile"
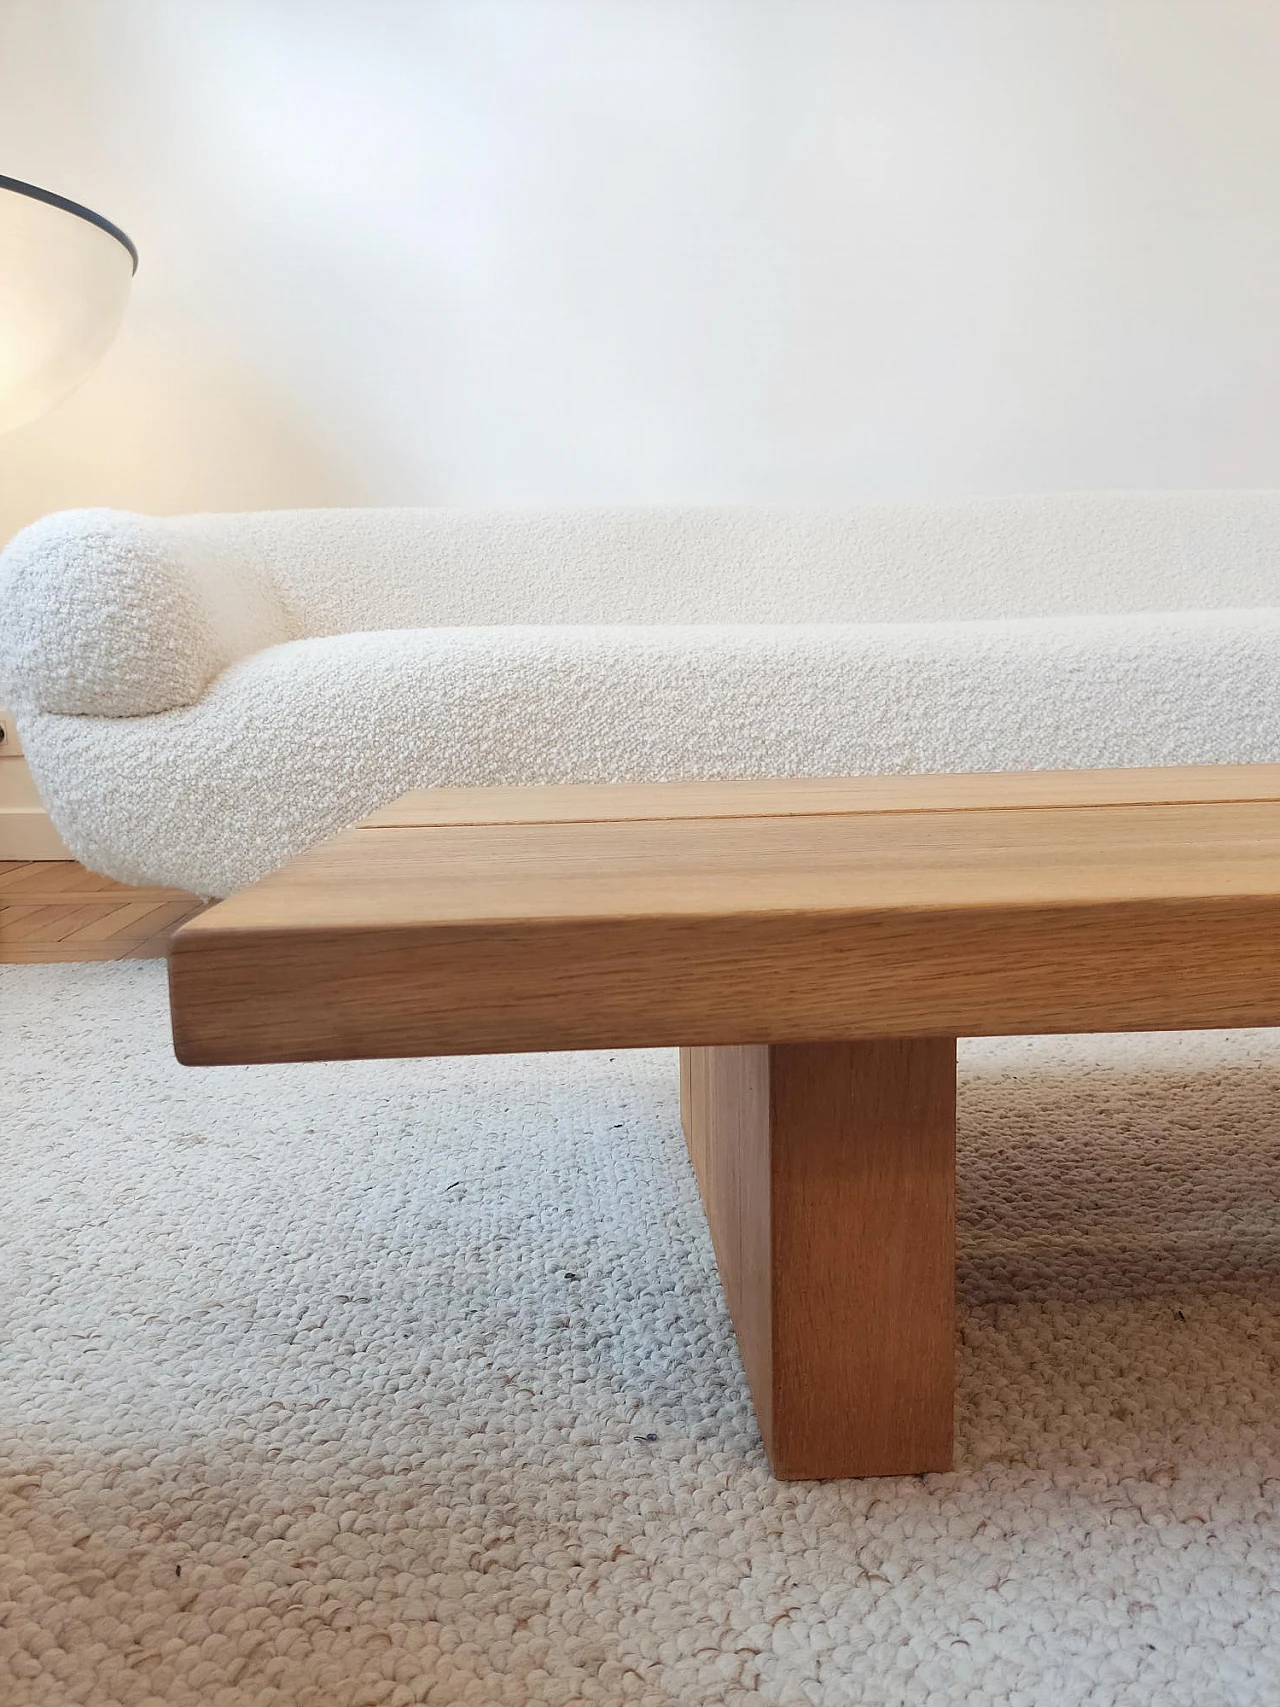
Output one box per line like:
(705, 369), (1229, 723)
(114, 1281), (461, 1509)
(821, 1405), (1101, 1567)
(3, 963), (1279, 1705)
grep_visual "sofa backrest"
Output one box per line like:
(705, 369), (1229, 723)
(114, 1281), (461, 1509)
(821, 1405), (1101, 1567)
(172, 490), (1280, 635)
(6, 492), (1280, 719)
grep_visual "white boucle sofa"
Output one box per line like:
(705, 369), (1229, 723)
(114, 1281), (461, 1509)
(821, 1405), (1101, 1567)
(2, 492), (1280, 897)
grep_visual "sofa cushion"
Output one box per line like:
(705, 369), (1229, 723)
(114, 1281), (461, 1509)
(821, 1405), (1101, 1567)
(17, 607), (1280, 895)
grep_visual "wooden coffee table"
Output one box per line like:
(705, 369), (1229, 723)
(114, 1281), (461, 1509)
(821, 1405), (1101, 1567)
(169, 764), (1280, 1480)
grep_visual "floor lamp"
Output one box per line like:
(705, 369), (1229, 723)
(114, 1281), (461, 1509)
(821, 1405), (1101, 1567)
(0, 174), (137, 847)
(0, 172), (137, 432)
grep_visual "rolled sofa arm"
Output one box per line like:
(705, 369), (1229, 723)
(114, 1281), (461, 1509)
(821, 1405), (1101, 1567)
(0, 507), (292, 718)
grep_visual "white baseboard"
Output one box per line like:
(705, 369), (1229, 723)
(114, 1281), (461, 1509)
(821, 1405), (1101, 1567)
(0, 805), (71, 859)
(0, 754), (71, 859)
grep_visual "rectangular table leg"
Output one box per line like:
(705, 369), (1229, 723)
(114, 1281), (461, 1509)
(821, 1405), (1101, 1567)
(679, 1044), (693, 1153)
(679, 1039), (956, 1479)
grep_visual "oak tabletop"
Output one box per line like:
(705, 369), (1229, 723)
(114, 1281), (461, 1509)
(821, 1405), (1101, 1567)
(170, 764), (1280, 1062)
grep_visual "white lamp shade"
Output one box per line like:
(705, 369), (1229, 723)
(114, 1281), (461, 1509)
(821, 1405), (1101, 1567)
(0, 176), (136, 432)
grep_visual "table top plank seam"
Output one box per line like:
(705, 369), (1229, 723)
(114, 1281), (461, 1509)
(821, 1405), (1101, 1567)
(357, 766), (1280, 829)
(356, 793), (1280, 830)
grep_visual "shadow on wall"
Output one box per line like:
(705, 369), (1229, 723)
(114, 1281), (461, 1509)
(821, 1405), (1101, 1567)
(0, 309), (367, 546)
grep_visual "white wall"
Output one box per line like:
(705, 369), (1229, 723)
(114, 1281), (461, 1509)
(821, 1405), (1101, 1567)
(2, 0), (1280, 544)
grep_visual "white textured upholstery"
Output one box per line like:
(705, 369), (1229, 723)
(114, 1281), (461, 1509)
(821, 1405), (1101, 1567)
(170, 491), (1280, 630)
(2, 493), (1279, 895)
(0, 509), (288, 718)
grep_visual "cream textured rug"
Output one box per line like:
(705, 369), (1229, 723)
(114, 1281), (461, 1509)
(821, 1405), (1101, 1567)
(3, 964), (1280, 1707)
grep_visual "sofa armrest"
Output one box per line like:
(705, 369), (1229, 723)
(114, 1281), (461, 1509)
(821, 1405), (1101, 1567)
(0, 507), (292, 717)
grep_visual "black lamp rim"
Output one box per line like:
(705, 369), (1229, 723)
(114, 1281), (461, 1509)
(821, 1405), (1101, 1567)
(0, 174), (138, 274)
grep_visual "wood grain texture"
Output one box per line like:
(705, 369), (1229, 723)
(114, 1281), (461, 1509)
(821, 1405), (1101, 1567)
(0, 863), (201, 963)
(178, 799), (1280, 927)
(360, 763), (1280, 828)
(679, 1046), (693, 1153)
(684, 1039), (956, 1479)
(169, 768), (1278, 1482)
(174, 787), (1280, 1063)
